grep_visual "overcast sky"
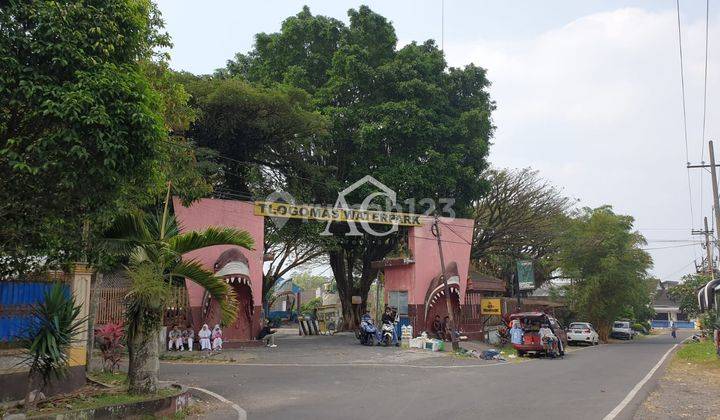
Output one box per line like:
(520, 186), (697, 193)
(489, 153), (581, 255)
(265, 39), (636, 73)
(155, 1), (719, 282)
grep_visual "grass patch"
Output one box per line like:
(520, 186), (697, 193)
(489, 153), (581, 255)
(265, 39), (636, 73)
(499, 345), (518, 358)
(160, 352), (237, 363)
(675, 339), (719, 366)
(26, 386), (180, 417)
(88, 370), (128, 387)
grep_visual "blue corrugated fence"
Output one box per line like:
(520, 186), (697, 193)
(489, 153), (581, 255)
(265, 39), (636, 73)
(0, 282), (69, 342)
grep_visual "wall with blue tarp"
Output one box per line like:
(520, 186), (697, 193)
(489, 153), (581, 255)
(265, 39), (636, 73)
(0, 282), (68, 342)
(651, 320), (695, 329)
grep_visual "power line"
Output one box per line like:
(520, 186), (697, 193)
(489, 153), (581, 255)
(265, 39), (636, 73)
(643, 243), (702, 251)
(438, 220), (474, 247)
(662, 260), (696, 280)
(675, 0), (700, 262)
(702, 0), (710, 157)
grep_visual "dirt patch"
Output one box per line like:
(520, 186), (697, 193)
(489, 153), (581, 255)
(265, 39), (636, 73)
(634, 344), (720, 419)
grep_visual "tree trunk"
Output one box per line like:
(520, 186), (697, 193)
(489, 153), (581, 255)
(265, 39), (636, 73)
(331, 250), (378, 330)
(596, 322), (610, 342)
(329, 234), (398, 330)
(127, 326), (160, 394)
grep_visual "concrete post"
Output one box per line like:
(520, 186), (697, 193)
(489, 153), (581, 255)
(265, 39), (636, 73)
(69, 262), (93, 368)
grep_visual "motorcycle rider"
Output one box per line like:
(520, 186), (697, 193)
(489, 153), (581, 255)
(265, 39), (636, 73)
(381, 306), (399, 346)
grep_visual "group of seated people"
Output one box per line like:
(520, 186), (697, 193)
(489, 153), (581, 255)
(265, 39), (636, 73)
(430, 314), (455, 341)
(167, 324), (223, 352)
(167, 321), (279, 351)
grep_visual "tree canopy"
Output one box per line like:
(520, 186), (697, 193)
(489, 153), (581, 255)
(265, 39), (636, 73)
(212, 5), (495, 327)
(0, 1), (215, 275)
(558, 206), (653, 340)
(472, 168), (572, 289)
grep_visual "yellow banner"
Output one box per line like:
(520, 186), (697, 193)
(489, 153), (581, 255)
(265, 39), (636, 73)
(480, 298), (502, 315)
(254, 201), (422, 226)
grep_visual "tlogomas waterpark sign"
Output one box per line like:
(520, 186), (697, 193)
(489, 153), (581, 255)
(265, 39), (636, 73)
(254, 201), (422, 227)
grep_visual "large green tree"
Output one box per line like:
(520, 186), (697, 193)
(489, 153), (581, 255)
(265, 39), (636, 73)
(558, 206), (653, 341)
(222, 6), (494, 328)
(0, 0), (166, 271)
(471, 168), (572, 291)
(181, 75), (329, 197)
(179, 75), (331, 303)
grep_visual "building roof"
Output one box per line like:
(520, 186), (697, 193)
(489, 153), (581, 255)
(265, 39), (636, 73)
(467, 271), (506, 293)
(653, 288), (677, 308)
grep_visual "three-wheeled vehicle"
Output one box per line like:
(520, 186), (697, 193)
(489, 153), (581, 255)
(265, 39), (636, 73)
(509, 312), (568, 358)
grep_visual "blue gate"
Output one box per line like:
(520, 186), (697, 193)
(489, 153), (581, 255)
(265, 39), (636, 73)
(0, 281), (69, 342)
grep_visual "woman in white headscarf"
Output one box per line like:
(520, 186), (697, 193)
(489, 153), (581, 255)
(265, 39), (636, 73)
(212, 324), (223, 351)
(198, 324), (212, 351)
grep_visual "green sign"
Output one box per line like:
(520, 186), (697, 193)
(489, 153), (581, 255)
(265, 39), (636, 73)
(517, 260), (535, 291)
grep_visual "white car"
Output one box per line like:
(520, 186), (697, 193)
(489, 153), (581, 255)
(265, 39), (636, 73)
(566, 322), (599, 346)
(611, 321), (636, 340)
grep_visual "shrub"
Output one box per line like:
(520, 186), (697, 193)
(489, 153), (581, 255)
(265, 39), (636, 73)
(699, 310), (720, 337)
(632, 323), (647, 334)
(95, 323), (125, 372)
(496, 326), (510, 346)
(300, 297), (322, 314)
(20, 283), (86, 406)
(640, 320), (652, 332)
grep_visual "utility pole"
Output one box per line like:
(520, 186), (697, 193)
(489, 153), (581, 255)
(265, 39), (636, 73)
(692, 216), (714, 275)
(432, 215), (459, 352)
(710, 141), (720, 245)
(687, 140), (720, 253)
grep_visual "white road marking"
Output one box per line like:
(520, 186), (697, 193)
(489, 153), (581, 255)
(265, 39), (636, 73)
(602, 343), (678, 420)
(189, 386), (247, 420)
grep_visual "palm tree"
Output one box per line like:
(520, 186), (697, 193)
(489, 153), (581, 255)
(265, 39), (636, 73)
(102, 196), (253, 394)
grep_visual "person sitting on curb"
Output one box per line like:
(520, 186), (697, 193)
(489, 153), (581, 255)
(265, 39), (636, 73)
(431, 315), (443, 340)
(539, 323), (559, 357)
(212, 324), (223, 352)
(182, 324), (195, 351)
(198, 324), (212, 352)
(168, 325), (182, 351)
(442, 316), (452, 341)
(258, 320), (277, 348)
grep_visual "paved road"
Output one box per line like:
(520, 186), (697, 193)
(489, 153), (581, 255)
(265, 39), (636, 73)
(161, 331), (689, 420)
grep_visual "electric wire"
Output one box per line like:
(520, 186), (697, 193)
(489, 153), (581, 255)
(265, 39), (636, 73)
(676, 0), (700, 261)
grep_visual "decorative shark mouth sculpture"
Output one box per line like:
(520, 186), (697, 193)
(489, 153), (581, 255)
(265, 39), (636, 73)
(202, 248), (254, 318)
(424, 261), (461, 319)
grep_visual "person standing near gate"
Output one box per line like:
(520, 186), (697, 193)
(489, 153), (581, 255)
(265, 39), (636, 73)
(671, 321), (677, 340)
(510, 320), (524, 345)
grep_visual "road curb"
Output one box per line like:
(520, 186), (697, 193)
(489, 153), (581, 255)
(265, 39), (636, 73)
(188, 386), (247, 420)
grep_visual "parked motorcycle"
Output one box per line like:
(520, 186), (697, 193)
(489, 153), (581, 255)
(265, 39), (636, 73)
(380, 321), (395, 347)
(358, 314), (378, 346)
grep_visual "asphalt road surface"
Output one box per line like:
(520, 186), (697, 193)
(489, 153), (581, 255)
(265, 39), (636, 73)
(161, 331), (689, 420)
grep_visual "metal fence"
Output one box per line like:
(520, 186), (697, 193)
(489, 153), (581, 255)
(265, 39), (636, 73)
(93, 285), (190, 326)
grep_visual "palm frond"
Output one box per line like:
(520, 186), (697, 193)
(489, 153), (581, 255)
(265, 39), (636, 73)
(170, 260), (238, 325)
(98, 211), (153, 256)
(168, 227), (254, 255)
